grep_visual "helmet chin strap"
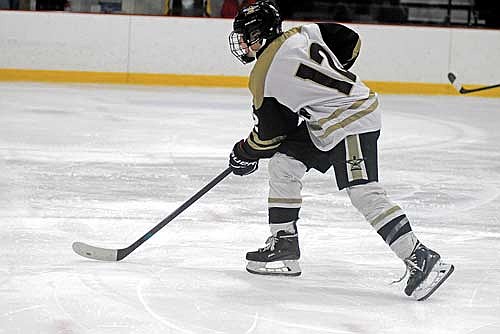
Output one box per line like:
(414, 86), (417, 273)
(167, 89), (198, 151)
(246, 38), (265, 60)
(246, 48), (257, 59)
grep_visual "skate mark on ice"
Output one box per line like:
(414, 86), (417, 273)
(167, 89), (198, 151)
(466, 322), (500, 334)
(136, 268), (259, 334)
(136, 266), (344, 333)
(78, 271), (144, 310)
(136, 270), (217, 334)
(441, 185), (500, 216)
(0, 268), (13, 288)
(2, 305), (45, 317)
(243, 312), (259, 334)
(52, 277), (89, 332)
(384, 111), (469, 152)
(468, 264), (493, 308)
(399, 182), (500, 220)
(253, 314), (354, 334)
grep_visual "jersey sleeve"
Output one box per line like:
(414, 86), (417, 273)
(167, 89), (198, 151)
(316, 23), (361, 70)
(237, 97), (299, 160)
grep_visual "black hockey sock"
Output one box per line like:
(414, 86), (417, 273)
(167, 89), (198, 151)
(377, 214), (418, 260)
(269, 207), (299, 235)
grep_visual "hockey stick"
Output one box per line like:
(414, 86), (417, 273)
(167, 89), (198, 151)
(448, 72), (500, 94)
(72, 167), (233, 261)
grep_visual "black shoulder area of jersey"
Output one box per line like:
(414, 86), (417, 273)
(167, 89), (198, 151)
(317, 23), (360, 70)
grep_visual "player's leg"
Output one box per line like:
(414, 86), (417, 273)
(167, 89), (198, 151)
(246, 124), (330, 276)
(246, 152), (306, 276)
(331, 131), (454, 300)
(348, 182), (454, 300)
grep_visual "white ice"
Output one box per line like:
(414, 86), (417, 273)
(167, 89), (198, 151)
(1, 82), (500, 334)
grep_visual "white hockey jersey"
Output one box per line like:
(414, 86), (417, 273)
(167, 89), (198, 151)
(248, 24), (381, 152)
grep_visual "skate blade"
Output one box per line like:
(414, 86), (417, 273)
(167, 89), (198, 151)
(413, 262), (454, 301)
(246, 260), (301, 277)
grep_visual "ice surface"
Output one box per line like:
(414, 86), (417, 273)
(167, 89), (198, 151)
(1, 83), (500, 334)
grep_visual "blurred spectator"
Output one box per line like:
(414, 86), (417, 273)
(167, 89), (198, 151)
(281, 0), (314, 20)
(204, 0), (222, 17)
(36, 0), (69, 10)
(187, 0), (205, 16)
(0, 0), (19, 9)
(476, 0), (500, 28)
(329, 2), (353, 22)
(164, 0), (181, 15)
(221, 0), (238, 17)
(220, 0), (255, 18)
(240, 0), (256, 7)
(164, 0), (205, 16)
(274, 0), (295, 19)
(376, 0), (408, 24)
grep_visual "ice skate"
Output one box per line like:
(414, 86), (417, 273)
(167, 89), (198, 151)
(403, 243), (454, 301)
(246, 230), (301, 276)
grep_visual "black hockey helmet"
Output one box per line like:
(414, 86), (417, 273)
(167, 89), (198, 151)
(229, 1), (282, 64)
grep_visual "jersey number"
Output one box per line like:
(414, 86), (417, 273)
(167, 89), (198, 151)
(295, 43), (356, 95)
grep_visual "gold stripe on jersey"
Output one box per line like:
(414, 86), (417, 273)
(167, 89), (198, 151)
(308, 123), (322, 131)
(319, 98), (379, 140)
(316, 91), (376, 127)
(247, 130), (286, 151)
(348, 38), (361, 63)
(316, 99), (365, 127)
(249, 130), (286, 146)
(249, 27), (301, 109)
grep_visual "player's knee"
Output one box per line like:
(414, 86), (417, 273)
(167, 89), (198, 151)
(269, 153), (306, 182)
(346, 182), (388, 215)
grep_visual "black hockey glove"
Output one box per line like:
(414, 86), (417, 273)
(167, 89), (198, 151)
(229, 140), (259, 176)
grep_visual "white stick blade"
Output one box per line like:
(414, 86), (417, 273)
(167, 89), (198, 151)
(447, 72), (463, 92)
(72, 241), (118, 261)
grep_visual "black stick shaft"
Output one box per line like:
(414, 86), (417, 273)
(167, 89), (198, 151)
(461, 83), (500, 94)
(448, 72), (500, 94)
(117, 167), (232, 260)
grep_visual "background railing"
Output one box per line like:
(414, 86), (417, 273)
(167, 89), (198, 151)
(0, 0), (499, 28)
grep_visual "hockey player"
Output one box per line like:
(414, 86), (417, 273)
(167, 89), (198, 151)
(227, 0), (454, 300)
